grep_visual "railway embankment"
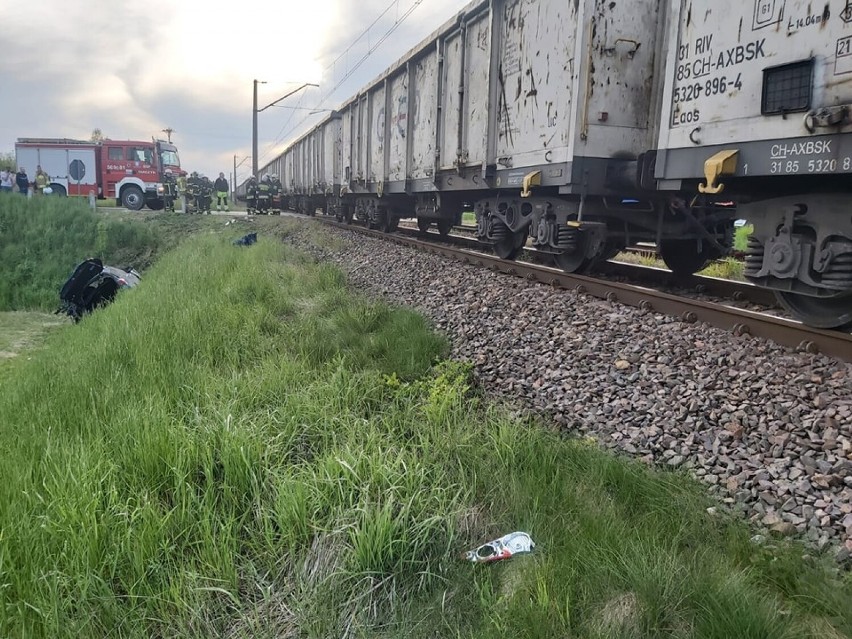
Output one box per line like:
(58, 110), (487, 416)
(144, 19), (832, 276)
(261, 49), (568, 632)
(287, 222), (852, 556)
(1, 215), (851, 637)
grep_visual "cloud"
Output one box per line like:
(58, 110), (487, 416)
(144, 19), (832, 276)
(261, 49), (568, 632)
(0, 0), (469, 184)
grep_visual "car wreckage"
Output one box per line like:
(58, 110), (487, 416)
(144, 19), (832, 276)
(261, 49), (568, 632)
(58, 258), (140, 322)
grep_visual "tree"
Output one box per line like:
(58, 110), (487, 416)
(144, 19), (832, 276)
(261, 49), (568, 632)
(90, 128), (104, 142)
(0, 150), (14, 169)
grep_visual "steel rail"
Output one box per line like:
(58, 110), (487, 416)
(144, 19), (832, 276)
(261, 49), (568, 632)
(319, 219), (852, 361)
(394, 226), (778, 308)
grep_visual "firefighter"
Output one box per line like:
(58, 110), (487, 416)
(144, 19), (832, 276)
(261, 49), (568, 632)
(186, 171), (201, 213)
(34, 165), (49, 195)
(199, 175), (213, 214)
(257, 173), (272, 215)
(270, 174), (282, 214)
(246, 176), (258, 214)
(214, 172), (229, 212)
(162, 169), (177, 212)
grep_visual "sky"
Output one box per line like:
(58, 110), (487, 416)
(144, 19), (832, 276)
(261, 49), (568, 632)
(1, 0), (468, 187)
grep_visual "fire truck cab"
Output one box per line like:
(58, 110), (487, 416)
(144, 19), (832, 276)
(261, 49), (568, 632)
(15, 137), (182, 210)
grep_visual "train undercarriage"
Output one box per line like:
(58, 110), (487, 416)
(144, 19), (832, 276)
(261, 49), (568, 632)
(288, 185), (851, 331)
(472, 192), (735, 276)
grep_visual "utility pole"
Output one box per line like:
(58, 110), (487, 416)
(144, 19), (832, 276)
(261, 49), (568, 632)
(252, 81), (317, 179)
(252, 79), (265, 179)
(161, 128), (174, 143)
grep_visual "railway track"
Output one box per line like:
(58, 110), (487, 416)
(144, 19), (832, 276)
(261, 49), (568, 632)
(319, 218), (852, 362)
(395, 223), (777, 308)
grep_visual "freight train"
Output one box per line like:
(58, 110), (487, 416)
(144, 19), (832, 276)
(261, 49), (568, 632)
(261, 0), (852, 330)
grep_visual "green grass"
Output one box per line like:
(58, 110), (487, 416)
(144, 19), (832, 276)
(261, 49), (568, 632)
(0, 311), (67, 379)
(734, 224), (753, 252)
(0, 225), (849, 638)
(700, 257), (745, 280)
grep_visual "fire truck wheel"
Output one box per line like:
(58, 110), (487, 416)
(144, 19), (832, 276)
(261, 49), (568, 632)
(121, 186), (145, 211)
(49, 184), (67, 197)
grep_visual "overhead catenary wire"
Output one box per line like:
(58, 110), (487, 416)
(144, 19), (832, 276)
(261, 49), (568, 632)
(257, 0), (424, 166)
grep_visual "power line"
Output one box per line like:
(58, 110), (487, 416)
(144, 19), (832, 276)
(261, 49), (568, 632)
(257, 0), (424, 165)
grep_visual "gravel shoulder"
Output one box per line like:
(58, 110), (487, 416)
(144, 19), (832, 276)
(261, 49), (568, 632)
(287, 222), (852, 562)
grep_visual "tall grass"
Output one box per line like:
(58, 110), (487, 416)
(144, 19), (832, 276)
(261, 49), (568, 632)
(0, 194), (161, 311)
(0, 231), (848, 638)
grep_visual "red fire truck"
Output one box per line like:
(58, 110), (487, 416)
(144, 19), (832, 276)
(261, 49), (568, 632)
(15, 137), (183, 210)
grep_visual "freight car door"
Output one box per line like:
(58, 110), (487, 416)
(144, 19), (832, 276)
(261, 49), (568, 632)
(493, 0), (577, 168)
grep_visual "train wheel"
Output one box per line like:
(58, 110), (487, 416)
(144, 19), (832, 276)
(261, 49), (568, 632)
(659, 240), (711, 276)
(418, 218), (431, 233)
(554, 249), (589, 273)
(775, 291), (852, 330)
(437, 219), (453, 237)
(494, 230), (526, 260)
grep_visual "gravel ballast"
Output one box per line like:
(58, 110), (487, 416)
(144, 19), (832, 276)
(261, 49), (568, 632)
(285, 222), (852, 562)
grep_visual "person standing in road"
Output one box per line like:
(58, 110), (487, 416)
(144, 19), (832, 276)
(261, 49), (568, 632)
(214, 172), (229, 212)
(246, 175), (258, 214)
(15, 167), (29, 195)
(186, 171), (201, 213)
(34, 165), (48, 195)
(0, 167), (14, 193)
(257, 174), (272, 214)
(162, 169), (177, 212)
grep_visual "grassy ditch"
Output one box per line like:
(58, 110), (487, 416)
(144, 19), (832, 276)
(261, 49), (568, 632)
(0, 194), (163, 312)
(0, 230), (849, 638)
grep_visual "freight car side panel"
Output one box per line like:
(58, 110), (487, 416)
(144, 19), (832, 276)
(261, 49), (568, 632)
(315, 128), (324, 190)
(493, 0), (576, 168)
(440, 11), (490, 170)
(572, 0), (666, 158)
(440, 30), (464, 170)
(301, 134), (309, 190)
(282, 151), (291, 191)
(324, 117), (341, 189)
(410, 53), (440, 180)
(657, 0), (852, 180)
(358, 96), (369, 182)
(296, 141), (303, 190)
(369, 84), (387, 183)
(464, 13), (491, 167)
(342, 105), (353, 186)
(388, 72), (409, 183)
(307, 132), (317, 191)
